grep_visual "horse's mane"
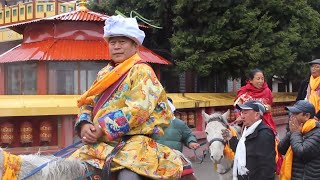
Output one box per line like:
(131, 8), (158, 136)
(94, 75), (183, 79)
(0, 149), (88, 180)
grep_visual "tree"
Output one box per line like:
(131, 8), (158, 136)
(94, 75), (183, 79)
(88, 0), (320, 86)
(87, 0), (174, 60)
(171, 0), (320, 82)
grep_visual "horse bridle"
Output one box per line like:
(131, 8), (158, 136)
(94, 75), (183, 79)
(207, 115), (234, 175)
(207, 116), (229, 147)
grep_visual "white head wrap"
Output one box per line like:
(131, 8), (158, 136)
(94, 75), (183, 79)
(103, 15), (145, 45)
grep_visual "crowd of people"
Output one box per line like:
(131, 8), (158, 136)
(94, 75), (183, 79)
(69, 14), (320, 180)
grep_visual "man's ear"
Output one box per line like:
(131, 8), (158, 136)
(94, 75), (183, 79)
(305, 113), (311, 120)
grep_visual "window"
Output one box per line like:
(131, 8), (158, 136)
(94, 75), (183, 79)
(5, 11), (9, 18)
(60, 5), (66, 13)
(47, 4), (54, 12)
(48, 61), (107, 94)
(20, 7), (24, 15)
(68, 7), (73, 12)
(37, 5), (44, 12)
(6, 63), (37, 95)
(27, 6), (32, 13)
(12, 9), (17, 16)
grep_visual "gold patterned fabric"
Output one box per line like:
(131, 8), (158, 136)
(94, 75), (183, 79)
(70, 54), (182, 179)
(2, 151), (22, 180)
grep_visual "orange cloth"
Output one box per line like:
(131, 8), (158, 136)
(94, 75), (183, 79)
(77, 54), (142, 107)
(224, 126), (237, 160)
(308, 76), (320, 113)
(2, 151), (22, 180)
(279, 119), (317, 180)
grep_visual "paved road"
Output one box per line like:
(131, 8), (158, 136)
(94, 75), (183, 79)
(191, 155), (219, 179)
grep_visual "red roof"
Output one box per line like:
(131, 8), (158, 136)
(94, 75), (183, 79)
(47, 9), (108, 21)
(0, 39), (171, 64)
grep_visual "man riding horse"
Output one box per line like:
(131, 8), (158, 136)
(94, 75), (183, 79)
(69, 15), (183, 179)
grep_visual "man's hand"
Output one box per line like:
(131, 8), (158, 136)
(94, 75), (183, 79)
(189, 142), (200, 149)
(80, 123), (103, 144)
(289, 117), (302, 133)
(234, 116), (244, 125)
(264, 104), (272, 112)
(221, 129), (232, 141)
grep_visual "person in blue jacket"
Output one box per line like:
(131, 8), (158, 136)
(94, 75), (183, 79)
(152, 97), (200, 152)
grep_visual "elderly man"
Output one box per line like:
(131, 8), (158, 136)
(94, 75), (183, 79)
(70, 15), (182, 179)
(296, 59), (320, 119)
(222, 100), (276, 180)
(279, 100), (320, 180)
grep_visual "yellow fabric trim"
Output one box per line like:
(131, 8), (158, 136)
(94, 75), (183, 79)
(77, 53), (142, 107)
(280, 119), (317, 180)
(2, 151), (22, 180)
(309, 76), (320, 113)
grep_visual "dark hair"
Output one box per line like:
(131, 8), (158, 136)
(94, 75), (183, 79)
(167, 97), (173, 103)
(248, 68), (264, 80)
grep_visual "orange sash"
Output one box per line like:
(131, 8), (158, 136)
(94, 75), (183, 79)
(77, 54), (142, 107)
(308, 76), (320, 113)
(279, 119), (317, 180)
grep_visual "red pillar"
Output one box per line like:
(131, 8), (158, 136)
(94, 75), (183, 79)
(196, 107), (205, 131)
(0, 64), (4, 95)
(61, 116), (76, 148)
(37, 61), (47, 95)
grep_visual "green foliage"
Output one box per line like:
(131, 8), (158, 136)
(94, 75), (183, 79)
(88, 0), (320, 83)
(172, 0), (320, 82)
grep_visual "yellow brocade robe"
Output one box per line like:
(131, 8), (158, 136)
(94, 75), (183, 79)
(70, 62), (183, 179)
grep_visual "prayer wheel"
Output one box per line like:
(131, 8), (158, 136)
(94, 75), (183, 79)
(20, 121), (33, 146)
(40, 121), (52, 145)
(187, 111), (195, 127)
(1, 122), (14, 145)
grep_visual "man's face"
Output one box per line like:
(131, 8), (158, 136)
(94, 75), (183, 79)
(240, 109), (260, 127)
(310, 64), (320, 78)
(108, 36), (138, 63)
(290, 112), (309, 125)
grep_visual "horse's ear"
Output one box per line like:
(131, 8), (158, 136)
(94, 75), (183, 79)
(202, 110), (210, 122)
(222, 109), (230, 123)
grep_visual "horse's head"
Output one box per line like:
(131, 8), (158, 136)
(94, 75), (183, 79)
(202, 110), (230, 164)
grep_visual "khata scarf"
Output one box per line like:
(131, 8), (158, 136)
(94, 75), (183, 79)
(307, 76), (320, 113)
(279, 119), (317, 180)
(77, 53), (142, 107)
(232, 120), (262, 180)
(2, 151), (22, 180)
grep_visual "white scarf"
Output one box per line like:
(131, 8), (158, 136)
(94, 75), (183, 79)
(232, 120), (262, 180)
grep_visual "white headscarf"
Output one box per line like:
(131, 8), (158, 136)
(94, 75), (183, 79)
(103, 15), (145, 45)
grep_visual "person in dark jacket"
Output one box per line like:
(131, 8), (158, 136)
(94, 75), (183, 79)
(152, 98), (200, 152)
(278, 100), (320, 180)
(222, 100), (276, 180)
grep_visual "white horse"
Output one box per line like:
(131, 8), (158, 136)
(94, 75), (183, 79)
(0, 147), (194, 180)
(202, 110), (240, 180)
(0, 149), (88, 180)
